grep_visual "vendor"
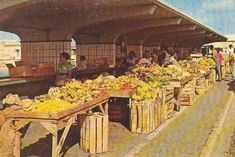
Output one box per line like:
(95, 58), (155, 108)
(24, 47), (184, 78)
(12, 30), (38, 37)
(126, 51), (138, 70)
(78, 55), (87, 70)
(169, 52), (180, 66)
(158, 46), (170, 66)
(56, 52), (73, 85)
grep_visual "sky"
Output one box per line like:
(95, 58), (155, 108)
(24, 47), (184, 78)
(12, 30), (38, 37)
(164, 0), (235, 35)
(0, 0), (235, 41)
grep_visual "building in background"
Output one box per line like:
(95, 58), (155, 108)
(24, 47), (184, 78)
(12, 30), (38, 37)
(0, 40), (21, 77)
(0, 40), (21, 61)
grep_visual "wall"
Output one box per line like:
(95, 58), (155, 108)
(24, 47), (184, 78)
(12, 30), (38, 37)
(21, 41), (71, 68)
(126, 44), (143, 58)
(76, 44), (116, 66)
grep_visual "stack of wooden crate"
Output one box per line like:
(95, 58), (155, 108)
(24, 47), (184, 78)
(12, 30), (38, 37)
(78, 112), (108, 154)
(195, 78), (206, 95)
(209, 69), (216, 83)
(165, 87), (175, 118)
(130, 99), (161, 134)
(179, 80), (196, 106)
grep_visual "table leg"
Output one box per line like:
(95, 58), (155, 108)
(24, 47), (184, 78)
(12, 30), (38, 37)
(14, 131), (21, 157)
(52, 128), (58, 157)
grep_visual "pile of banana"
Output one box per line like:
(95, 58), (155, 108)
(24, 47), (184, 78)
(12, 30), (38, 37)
(34, 99), (75, 113)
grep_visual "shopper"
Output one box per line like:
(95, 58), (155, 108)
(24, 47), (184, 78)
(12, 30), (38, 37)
(56, 52), (73, 85)
(230, 52), (235, 80)
(215, 48), (223, 81)
(138, 53), (151, 66)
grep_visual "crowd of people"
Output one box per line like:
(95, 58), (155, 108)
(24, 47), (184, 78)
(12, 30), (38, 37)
(209, 44), (235, 81)
(55, 44), (235, 86)
(124, 46), (180, 70)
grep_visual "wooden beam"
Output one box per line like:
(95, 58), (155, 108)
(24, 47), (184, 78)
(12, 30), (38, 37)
(123, 24), (196, 44)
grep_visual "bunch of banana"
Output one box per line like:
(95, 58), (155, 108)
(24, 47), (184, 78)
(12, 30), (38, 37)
(198, 57), (216, 68)
(132, 81), (158, 101)
(34, 99), (75, 113)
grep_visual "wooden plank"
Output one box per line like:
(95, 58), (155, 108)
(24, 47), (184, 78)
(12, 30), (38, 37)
(96, 115), (102, 153)
(142, 104), (147, 134)
(136, 103), (142, 133)
(78, 114), (87, 150)
(40, 122), (57, 135)
(14, 131), (21, 157)
(14, 120), (31, 131)
(56, 117), (75, 155)
(99, 104), (105, 114)
(146, 102), (150, 133)
(104, 103), (108, 114)
(154, 102), (158, 128)
(85, 116), (90, 152)
(89, 115), (96, 154)
(102, 114), (108, 152)
(149, 103), (153, 132)
(131, 102), (137, 133)
(52, 126), (58, 157)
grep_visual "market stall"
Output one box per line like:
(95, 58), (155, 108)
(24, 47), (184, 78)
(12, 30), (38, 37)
(0, 0), (229, 156)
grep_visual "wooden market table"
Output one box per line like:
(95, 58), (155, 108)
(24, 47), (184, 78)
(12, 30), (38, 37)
(9, 94), (110, 157)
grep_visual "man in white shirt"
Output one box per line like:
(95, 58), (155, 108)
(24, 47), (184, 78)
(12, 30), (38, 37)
(228, 44), (234, 57)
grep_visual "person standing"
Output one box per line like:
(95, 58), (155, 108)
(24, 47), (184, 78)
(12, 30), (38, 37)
(78, 55), (87, 70)
(56, 52), (73, 86)
(215, 48), (223, 81)
(210, 45), (220, 81)
(126, 51), (138, 70)
(230, 51), (235, 80)
(158, 46), (170, 67)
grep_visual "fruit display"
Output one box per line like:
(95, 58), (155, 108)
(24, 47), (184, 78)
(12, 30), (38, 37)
(34, 99), (75, 113)
(197, 57), (216, 69)
(132, 82), (159, 101)
(89, 75), (142, 91)
(131, 64), (191, 83)
(178, 60), (200, 74)
(36, 80), (103, 105)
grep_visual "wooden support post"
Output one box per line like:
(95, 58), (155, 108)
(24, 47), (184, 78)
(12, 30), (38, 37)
(102, 114), (108, 152)
(56, 117), (75, 156)
(52, 126), (58, 157)
(104, 103), (108, 114)
(98, 104), (105, 114)
(14, 131), (21, 157)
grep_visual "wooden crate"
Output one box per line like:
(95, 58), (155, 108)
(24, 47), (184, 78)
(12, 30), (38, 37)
(8, 65), (33, 78)
(130, 99), (160, 134)
(167, 102), (174, 118)
(209, 69), (216, 83)
(108, 104), (128, 121)
(179, 79), (196, 106)
(33, 63), (56, 77)
(78, 112), (109, 154)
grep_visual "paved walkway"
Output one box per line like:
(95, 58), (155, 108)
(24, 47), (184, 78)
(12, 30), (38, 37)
(131, 82), (234, 157)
